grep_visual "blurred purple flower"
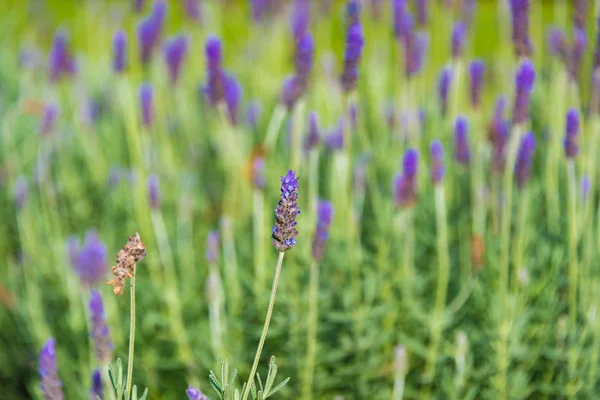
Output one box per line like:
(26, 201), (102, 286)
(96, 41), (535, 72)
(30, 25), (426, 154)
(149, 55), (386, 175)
(394, 148), (419, 208)
(91, 369), (102, 400)
(349, 103), (358, 130)
(564, 108), (580, 158)
(139, 83), (154, 128)
(39, 338), (63, 400)
(281, 75), (299, 109)
(312, 200), (334, 261)
(113, 30), (127, 73)
(430, 140), (445, 184)
(404, 31), (428, 77)
(252, 156), (266, 189)
(569, 28), (586, 82)
(324, 118), (345, 151)
(186, 387), (209, 400)
(272, 170), (300, 252)
(416, 0), (428, 26)
(574, 0), (587, 31)
(468, 59), (484, 109)
(305, 111), (321, 151)
(451, 21), (467, 59)
(183, 0), (202, 20)
(515, 131), (536, 189)
(163, 35), (189, 84)
(512, 59), (535, 125)
(137, 0), (167, 63)
(510, 0), (532, 57)
(403, 147), (419, 178)
(251, 0), (267, 22)
(340, 17), (364, 93)
(291, 0), (310, 42)
(89, 290), (113, 363)
(246, 100), (261, 129)
(147, 174), (160, 209)
(581, 175), (591, 201)
(204, 35), (225, 106)
(75, 231), (108, 287)
(454, 116), (470, 165)
(40, 102), (59, 136)
(393, 0), (410, 39)
(438, 66), (452, 117)
(205, 230), (219, 263)
(492, 120), (510, 173)
(48, 30), (76, 82)
(224, 73), (242, 124)
(346, 0), (361, 26)
(547, 27), (567, 61)
(14, 176), (28, 210)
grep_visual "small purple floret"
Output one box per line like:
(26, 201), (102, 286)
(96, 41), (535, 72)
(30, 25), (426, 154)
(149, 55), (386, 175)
(430, 140), (445, 184)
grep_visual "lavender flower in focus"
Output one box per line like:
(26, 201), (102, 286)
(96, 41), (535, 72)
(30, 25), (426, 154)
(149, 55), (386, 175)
(468, 59), (484, 109)
(39, 338), (63, 400)
(272, 170), (300, 252)
(140, 83), (154, 127)
(163, 35), (189, 84)
(40, 102), (59, 136)
(91, 369), (102, 400)
(205, 230), (219, 263)
(246, 100), (261, 129)
(510, 0), (532, 57)
(186, 387), (209, 400)
(305, 111), (321, 151)
(204, 36), (225, 106)
(564, 108), (580, 158)
(430, 140), (445, 184)
(416, 0), (428, 26)
(569, 28), (586, 82)
(113, 30), (127, 73)
(312, 200), (334, 261)
(340, 7), (364, 93)
(252, 157), (266, 190)
(438, 67), (452, 117)
(515, 131), (536, 189)
(89, 290), (113, 363)
(512, 59), (536, 125)
(451, 21), (467, 59)
(75, 231), (108, 287)
(147, 174), (160, 209)
(14, 176), (28, 210)
(183, 0), (202, 21)
(47, 30), (76, 82)
(394, 148), (418, 208)
(454, 116), (470, 165)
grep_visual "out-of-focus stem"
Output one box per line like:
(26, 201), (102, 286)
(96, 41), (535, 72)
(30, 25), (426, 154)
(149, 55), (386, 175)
(221, 215), (241, 315)
(264, 104), (287, 152)
(566, 160), (579, 397)
(125, 270), (136, 399)
(302, 260), (320, 399)
(253, 189), (266, 302)
(291, 99), (306, 172)
(208, 263), (224, 358)
(512, 188), (529, 290)
(450, 59), (463, 123)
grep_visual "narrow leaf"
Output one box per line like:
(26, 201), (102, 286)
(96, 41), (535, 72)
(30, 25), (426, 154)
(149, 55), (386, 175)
(265, 377), (290, 398)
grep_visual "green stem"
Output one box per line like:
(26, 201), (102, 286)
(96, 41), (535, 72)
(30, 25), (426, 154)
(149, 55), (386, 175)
(125, 271), (136, 400)
(512, 188), (529, 291)
(241, 251), (286, 400)
(567, 160), (579, 397)
(290, 99), (306, 172)
(302, 260), (320, 399)
(264, 105), (287, 152)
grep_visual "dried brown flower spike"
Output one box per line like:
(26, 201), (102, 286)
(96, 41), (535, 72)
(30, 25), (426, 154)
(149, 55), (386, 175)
(106, 232), (146, 295)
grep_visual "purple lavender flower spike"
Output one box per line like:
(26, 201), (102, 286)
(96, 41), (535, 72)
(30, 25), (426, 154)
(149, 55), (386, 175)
(291, 0), (310, 42)
(204, 36), (225, 106)
(163, 35), (189, 84)
(137, 0), (167, 63)
(295, 33), (315, 90)
(340, 18), (364, 93)
(403, 148), (419, 179)
(510, 0), (532, 57)
(224, 73), (242, 124)
(113, 30), (127, 73)
(438, 67), (452, 117)
(252, 157), (266, 189)
(512, 59), (536, 125)
(39, 338), (63, 400)
(305, 111), (321, 151)
(430, 140), (445, 184)
(492, 120), (510, 173)
(281, 76), (299, 109)
(251, 0), (266, 22)
(569, 28), (586, 82)
(272, 170), (300, 252)
(312, 200), (334, 261)
(246, 100), (261, 129)
(574, 0), (588, 31)
(139, 83), (154, 128)
(91, 369), (102, 400)
(184, 0), (202, 21)
(416, 0), (428, 26)
(468, 59), (484, 109)
(548, 27), (567, 61)
(14, 176), (28, 210)
(205, 230), (219, 263)
(75, 231), (108, 287)
(147, 174), (160, 209)
(186, 387), (210, 400)
(515, 131), (536, 189)
(393, 0), (409, 39)
(48, 30), (76, 82)
(394, 148), (419, 208)
(89, 290), (113, 363)
(564, 108), (580, 158)
(451, 20), (467, 59)
(40, 102), (59, 136)
(454, 116), (470, 165)
(405, 31), (428, 77)
(581, 175), (591, 201)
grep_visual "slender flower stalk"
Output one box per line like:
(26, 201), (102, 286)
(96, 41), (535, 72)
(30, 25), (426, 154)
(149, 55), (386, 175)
(242, 171), (299, 400)
(392, 345), (408, 400)
(39, 338), (64, 400)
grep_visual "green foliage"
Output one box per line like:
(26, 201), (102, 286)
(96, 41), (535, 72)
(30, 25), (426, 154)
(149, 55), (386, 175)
(108, 358), (148, 400)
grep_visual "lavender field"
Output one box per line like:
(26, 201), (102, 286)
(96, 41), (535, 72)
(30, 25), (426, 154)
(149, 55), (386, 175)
(1, 0), (598, 399)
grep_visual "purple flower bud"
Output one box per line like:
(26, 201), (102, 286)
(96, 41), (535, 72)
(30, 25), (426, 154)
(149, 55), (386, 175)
(468, 59), (484, 109)
(89, 290), (113, 363)
(547, 27), (567, 60)
(451, 20), (467, 59)
(139, 83), (154, 128)
(75, 231), (108, 287)
(438, 67), (452, 117)
(91, 369), (102, 400)
(294, 33), (315, 96)
(186, 387), (209, 400)
(416, 0), (428, 26)
(147, 174), (160, 209)
(512, 59), (536, 125)
(312, 200), (334, 260)
(564, 108), (580, 158)
(394, 148), (419, 208)
(205, 230), (219, 263)
(163, 35), (189, 84)
(393, 0), (410, 39)
(581, 175), (591, 201)
(324, 118), (345, 151)
(113, 30), (127, 73)
(204, 36), (225, 106)
(430, 140), (445, 184)
(454, 116), (470, 165)
(305, 111), (321, 151)
(48, 30), (76, 82)
(515, 131), (536, 189)
(137, 0), (167, 63)
(224, 73), (242, 125)
(569, 28), (586, 82)
(340, 21), (364, 93)
(246, 100), (261, 129)
(510, 0), (532, 57)
(39, 338), (63, 400)
(404, 31), (428, 77)
(574, 0), (588, 31)
(14, 176), (28, 210)
(346, 0), (361, 26)
(281, 76), (299, 109)
(183, 0), (202, 21)
(40, 102), (59, 136)
(403, 148), (419, 179)
(252, 157), (266, 189)
(291, 0), (310, 42)
(272, 170), (300, 252)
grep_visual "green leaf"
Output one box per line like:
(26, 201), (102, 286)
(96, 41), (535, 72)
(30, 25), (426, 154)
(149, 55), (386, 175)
(209, 371), (224, 399)
(223, 385), (233, 400)
(256, 372), (263, 393)
(138, 388), (149, 400)
(264, 357), (277, 394)
(229, 368), (238, 386)
(264, 377), (290, 399)
(131, 385), (138, 400)
(221, 359), (228, 386)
